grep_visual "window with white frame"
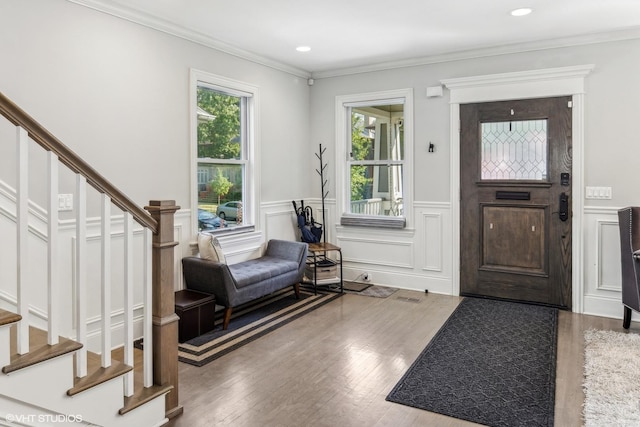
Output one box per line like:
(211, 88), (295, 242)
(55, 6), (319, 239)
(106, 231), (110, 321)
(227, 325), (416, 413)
(191, 70), (258, 234)
(336, 89), (413, 228)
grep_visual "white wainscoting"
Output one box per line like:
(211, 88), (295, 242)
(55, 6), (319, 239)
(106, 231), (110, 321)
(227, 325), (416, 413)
(189, 199), (454, 296)
(582, 206), (625, 320)
(0, 179), (191, 353)
(200, 200), (628, 320)
(334, 200), (453, 295)
(0, 180), (50, 330)
(338, 234), (415, 269)
(261, 200), (300, 244)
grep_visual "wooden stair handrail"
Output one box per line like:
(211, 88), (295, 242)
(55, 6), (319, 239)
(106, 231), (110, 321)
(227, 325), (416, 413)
(0, 91), (157, 232)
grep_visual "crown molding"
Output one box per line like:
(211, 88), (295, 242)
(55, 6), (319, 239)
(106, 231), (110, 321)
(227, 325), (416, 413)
(311, 27), (640, 79)
(66, 0), (311, 79)
(66, 0), (640, 81)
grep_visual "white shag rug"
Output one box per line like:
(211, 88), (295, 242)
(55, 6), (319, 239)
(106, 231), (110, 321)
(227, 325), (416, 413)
(583, 329), (640, 426)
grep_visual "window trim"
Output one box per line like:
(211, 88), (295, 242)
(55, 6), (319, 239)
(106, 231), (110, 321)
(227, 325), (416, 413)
(335, 89), (413, 228)
(190, 69), (260, 236)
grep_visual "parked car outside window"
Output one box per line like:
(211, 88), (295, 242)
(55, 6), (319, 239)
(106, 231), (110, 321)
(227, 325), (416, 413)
(198, 209), (225, 230)
(216, 201), (241, 220)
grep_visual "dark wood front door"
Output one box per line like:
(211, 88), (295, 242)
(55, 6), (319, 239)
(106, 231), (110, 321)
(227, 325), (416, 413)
(460, 97), (572, 309)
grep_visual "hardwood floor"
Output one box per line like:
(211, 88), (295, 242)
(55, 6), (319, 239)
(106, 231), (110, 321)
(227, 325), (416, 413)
(165, 289), (632, 427)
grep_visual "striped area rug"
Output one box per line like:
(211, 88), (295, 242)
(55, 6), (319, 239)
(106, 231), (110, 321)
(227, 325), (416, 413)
(178, 288), (341, 366)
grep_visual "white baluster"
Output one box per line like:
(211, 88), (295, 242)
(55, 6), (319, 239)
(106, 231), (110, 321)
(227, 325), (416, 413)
(143, 227), (153, 388)
(123, 212), (134, 396)
(47, 152), (59, 345)
(75, 175), (87, 378)
(101, 194), (112, 368)
(16, 126), (29, 355)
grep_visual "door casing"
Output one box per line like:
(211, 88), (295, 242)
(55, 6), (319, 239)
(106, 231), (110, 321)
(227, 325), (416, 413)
(442, 64), (594, 313)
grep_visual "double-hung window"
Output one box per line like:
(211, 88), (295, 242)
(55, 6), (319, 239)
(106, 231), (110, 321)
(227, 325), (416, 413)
(336, 89), (413, 228)
(191, 70), (258, 234)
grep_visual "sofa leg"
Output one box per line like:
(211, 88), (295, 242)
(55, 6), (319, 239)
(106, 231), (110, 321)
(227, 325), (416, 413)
(223, 307), (233, 330)
(293, 283), (300, 299)
(623, 306), (632, 329)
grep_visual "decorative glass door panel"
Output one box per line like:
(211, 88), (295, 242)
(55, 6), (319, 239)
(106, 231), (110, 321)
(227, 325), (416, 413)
(480, 119), (548, 180)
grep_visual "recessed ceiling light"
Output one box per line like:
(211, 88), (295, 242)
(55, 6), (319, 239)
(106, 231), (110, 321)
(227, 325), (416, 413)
(511, 8), (532, 16)
(296, 46), (311, 52)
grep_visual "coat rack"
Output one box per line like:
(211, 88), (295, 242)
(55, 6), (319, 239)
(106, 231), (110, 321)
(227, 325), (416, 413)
(315, 143), (328, 243)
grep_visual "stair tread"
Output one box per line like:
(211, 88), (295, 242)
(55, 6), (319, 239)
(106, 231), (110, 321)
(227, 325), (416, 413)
(120, 383), (173, 415)
(113, 345), (173, 415)
(3, 326), (83, 374)
(4, 323), (171, 418)
(0, 308), (21, 327)
(68, 351), (133, 396)
(72, 346), (172, 415)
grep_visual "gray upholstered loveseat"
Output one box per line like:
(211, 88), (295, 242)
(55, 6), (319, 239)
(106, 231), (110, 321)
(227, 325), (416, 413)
(182, 239), (308, 330)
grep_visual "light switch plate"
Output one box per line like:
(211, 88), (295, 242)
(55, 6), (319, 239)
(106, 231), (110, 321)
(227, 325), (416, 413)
(58, 194), (73, 211)
(585, 186), (612, 200)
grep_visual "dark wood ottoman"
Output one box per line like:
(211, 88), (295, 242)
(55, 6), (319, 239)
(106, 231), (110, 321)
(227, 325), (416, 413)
(175, 289), (216, 343)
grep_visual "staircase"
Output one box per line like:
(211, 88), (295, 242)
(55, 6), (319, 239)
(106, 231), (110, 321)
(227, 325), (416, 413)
(0, 92), (182, 426)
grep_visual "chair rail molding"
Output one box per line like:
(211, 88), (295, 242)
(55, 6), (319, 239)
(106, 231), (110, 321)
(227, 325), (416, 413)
(442, 64), (594, 313)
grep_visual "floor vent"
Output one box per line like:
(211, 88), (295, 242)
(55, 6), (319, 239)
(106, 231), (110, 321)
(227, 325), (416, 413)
(395, 296), (421, 304)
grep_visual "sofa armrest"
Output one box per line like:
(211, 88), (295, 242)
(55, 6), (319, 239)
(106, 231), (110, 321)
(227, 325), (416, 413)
(264, 239), (308, 278)
(181, 257), (237, 307)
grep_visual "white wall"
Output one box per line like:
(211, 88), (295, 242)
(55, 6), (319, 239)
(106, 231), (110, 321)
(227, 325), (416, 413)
(0, 0), (313, 247)
(0, 0), (310, 348)
(310, 38), (640, 318)
(0, 0), (311, 212)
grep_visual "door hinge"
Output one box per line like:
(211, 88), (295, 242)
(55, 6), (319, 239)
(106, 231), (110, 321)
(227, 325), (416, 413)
(568, 101), (573, 108)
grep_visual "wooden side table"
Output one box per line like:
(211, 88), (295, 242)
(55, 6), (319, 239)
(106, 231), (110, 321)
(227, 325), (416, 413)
(175, 289), (216, 343)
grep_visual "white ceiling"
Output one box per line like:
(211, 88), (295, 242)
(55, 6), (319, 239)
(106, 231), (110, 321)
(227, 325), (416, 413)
(73, 0), (640, 77)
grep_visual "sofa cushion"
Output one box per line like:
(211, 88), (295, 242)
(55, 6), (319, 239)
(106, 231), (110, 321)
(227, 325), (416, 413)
(229, 256), (299, 289)
(198, 233), (226, 264)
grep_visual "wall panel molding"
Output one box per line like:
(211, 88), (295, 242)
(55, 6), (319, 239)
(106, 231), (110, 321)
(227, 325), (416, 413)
(582, 206), (623, 319)
(421, 212), (443, 272)
(337, 236), (414, 269)
(263, 209), (298, 243)
(595, 219), (621, 291)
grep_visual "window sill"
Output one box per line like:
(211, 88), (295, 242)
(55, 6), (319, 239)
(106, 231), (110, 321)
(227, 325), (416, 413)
(191, 226), (262, 255)
(199, 224), (255, 237)
(340, 214), (406, 229)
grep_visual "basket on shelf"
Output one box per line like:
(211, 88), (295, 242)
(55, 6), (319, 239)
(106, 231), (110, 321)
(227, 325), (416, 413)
(305, 258), (337, 281)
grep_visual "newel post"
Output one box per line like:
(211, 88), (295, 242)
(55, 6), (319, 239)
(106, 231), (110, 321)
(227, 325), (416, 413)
(144, 200), (183, 420)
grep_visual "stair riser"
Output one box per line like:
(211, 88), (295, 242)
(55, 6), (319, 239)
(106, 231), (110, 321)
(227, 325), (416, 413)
(113, 395), (168, 427)
(62, 378), (127, 426)
(0, 395), (93, 426)
(1, 356), (167, 427)
(0, 354), (123, 425)
(0, 354), (74, 398)
(2, 387), (167, 427)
